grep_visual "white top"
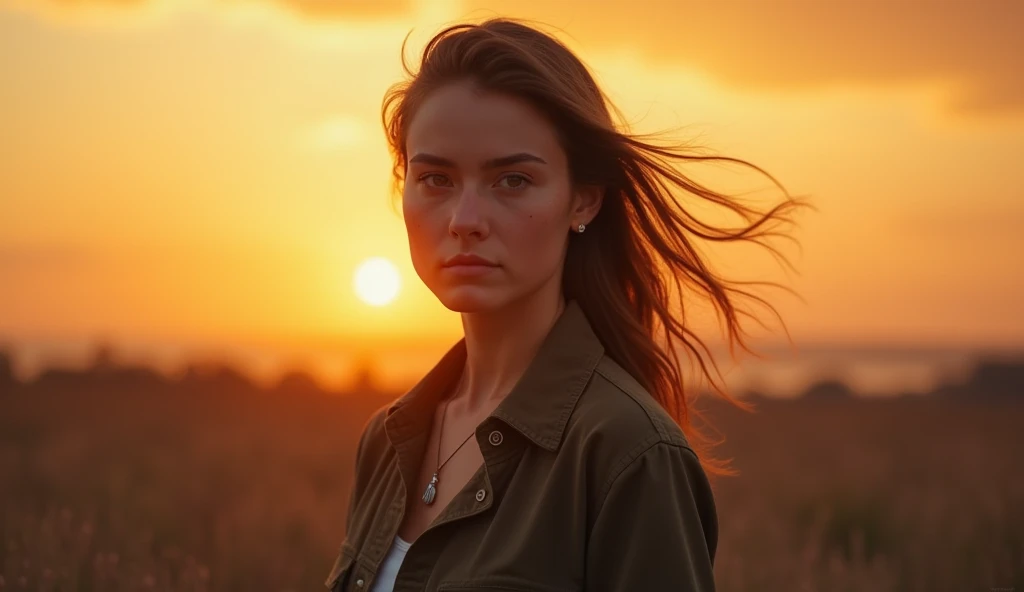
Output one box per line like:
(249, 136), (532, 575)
(367, 535), (412, 592)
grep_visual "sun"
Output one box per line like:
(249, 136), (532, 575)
(353, 257), (401, 307)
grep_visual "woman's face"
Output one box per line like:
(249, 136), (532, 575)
(402, 81), (600, 313)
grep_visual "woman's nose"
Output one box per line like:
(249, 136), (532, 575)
(448, 187), (489, 239)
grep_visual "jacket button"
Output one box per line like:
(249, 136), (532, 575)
(488, 430), (503, 446)
(356, 578), (364, 587)
(475, 489), (487, 502)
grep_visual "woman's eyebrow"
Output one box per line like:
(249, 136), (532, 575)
(408, 153), (455, 167)
(408, 152), (548, 168)
(482, 153), (548, 168)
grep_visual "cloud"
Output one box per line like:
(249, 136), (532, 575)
(457, 0), (1024, 117)
(7, 0), (1022, 115)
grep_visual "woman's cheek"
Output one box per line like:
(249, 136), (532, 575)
(514, 212), (565, 269)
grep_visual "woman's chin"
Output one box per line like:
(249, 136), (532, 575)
(436, 286), (506, 313)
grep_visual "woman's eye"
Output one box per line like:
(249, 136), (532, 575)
(497, 174), (531, 191)
(419, 173), (451, 188)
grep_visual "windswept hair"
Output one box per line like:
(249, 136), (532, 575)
(381, 18), (812, 480)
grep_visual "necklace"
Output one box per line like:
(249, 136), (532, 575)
(421, 391), (476, 506)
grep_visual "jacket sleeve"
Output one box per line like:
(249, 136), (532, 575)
(585, 440), (718, 591)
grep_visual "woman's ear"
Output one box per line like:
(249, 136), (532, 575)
(572, 184), (604, 227)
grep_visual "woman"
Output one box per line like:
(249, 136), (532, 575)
(326, 18), (805, 592)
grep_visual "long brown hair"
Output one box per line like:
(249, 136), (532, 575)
(381, 18), (812, 479)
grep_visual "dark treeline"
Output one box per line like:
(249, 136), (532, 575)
(2, 343), (1021, 403)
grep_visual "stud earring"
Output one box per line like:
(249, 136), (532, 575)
(577, 223), (586, 233)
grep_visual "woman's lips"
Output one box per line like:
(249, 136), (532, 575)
(442, 254), (500, 277)
(443, 253), (498, 267)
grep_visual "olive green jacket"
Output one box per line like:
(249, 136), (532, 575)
(326, 300), (718, 591)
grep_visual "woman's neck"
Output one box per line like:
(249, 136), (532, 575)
(454, 292), (566, 413)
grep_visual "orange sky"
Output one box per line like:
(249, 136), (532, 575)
(1, 0), (1022, 387)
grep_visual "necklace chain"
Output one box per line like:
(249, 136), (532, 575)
(436, 396), (476, 472)
(421, 375), (476, 505)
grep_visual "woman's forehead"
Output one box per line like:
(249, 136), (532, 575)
(405, 83), (565, 168)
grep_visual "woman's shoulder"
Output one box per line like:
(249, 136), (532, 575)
(566, 354), (696, 462)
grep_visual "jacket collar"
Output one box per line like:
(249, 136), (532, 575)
(385, 299), (605, 452)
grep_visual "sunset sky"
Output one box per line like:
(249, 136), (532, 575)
(1, 0), (1022, 389)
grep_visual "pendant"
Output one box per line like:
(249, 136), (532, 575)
(422, 472), (438, 505)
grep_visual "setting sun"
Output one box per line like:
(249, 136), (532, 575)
(353, 257), (401, 307)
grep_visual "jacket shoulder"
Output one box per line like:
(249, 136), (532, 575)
(562, 355), (703, 513)
(569, 355), (693, 454)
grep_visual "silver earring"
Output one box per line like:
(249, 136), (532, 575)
(577, 223), (586, 233)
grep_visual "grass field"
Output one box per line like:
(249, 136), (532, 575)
(1, 365), (1021, 591)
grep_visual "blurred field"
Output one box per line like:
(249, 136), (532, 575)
(1, 357), (1022, 591)
(704, 394), (1023, 591)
